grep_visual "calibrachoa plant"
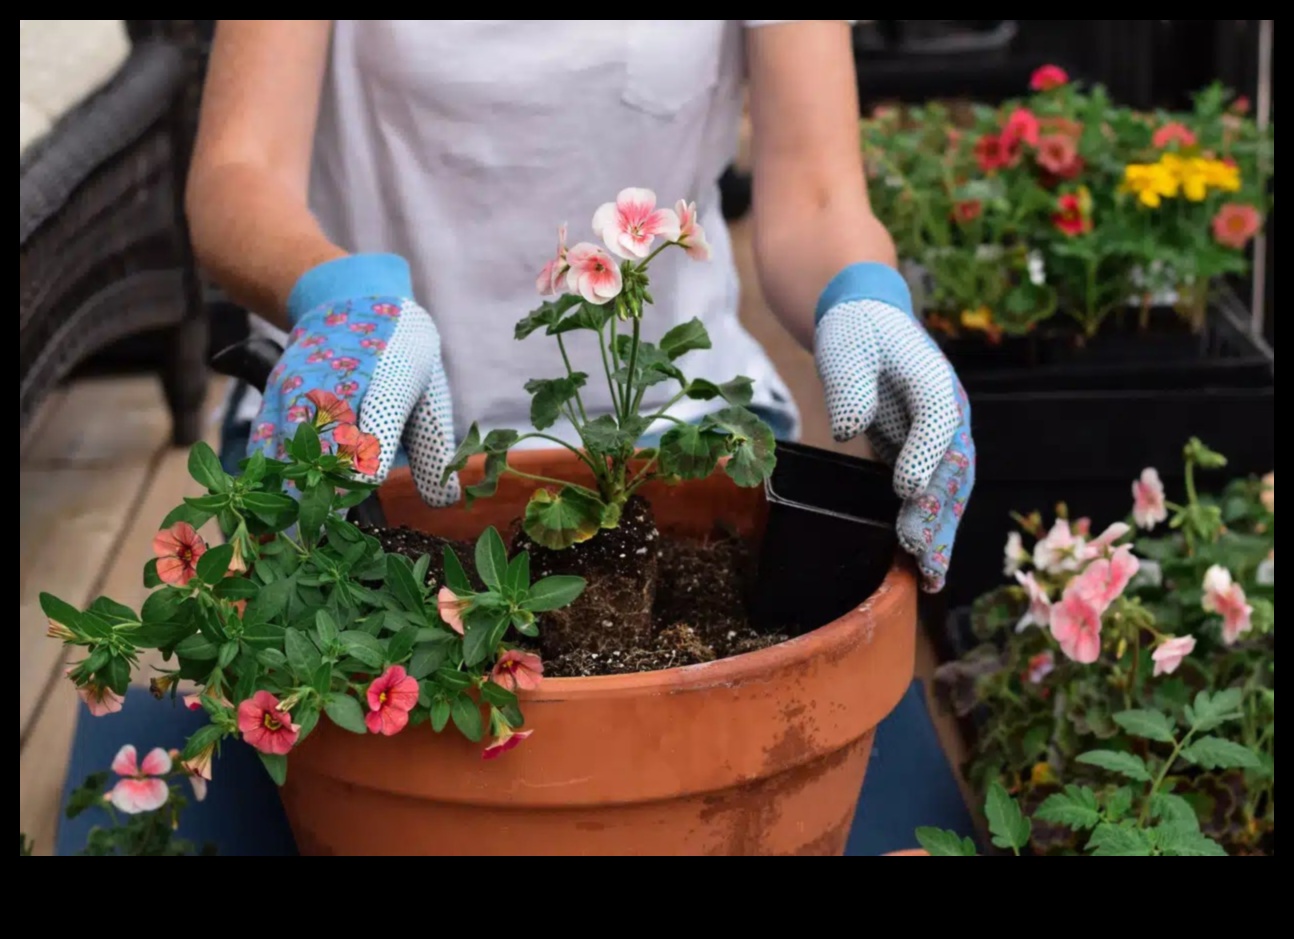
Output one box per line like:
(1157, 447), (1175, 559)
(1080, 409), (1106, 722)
(936, 439), (1273, 854)
(918, 687), (1261, 856)
(43, 396), (587, 787)
(444, 187), (776, 550)
(862, 65), (1274, 340)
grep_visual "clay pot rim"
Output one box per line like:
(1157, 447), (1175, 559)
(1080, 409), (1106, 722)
(521, 553), (913, 701)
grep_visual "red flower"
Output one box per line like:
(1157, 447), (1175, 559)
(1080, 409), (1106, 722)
(334, 423), (381, 476)
(1002, 108), (1040, 148)
(1212, 203), (1260, 249)
(1030, 64), (1069, 91)
(951, 200), (982, 224)
(490, 650), (544, 692)
(237, 691), (300, 755)
(1231, 95), (1251, 115)
(1036, 134), (1083, 178)
(482, 726), (534, 761)
(364, 666), (420, 736)
(152, 522), (208, 587)
(1152, 122), (1197, 149)
(305, 389), (356, 428)
(1053, 193), (1091, 237)
(974, 133), (1019, 172)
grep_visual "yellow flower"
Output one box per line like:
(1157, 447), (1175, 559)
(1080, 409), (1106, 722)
(960, 307), (1003, 343)
(1076, 185), (1093, 217)
(1178, 158), (1211, 201)
(1122, 162), (1178, 207)
(1031, 762), (1059, 786)
(1201, 158), (1242, 192)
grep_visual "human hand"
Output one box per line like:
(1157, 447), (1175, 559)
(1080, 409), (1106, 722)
(249, 254), (460, 506)
(814, 262), (976, 592)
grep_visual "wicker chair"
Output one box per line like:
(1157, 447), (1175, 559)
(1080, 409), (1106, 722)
(20, 21), (211, 446)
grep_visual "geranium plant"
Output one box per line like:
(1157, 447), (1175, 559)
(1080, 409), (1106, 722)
(442, 187), (776, 552)
(43, 395), (587, 788)
(936, 439), (1273, 854)
(863, 66), (1274, 340)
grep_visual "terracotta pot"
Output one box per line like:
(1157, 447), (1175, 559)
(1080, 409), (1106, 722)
(279, 449), (917, 856)
(884, 848), (931, 855)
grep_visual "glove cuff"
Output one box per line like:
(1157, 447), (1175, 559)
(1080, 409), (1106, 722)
(813, 262), (914, 328)
(286, 253), (413, 325)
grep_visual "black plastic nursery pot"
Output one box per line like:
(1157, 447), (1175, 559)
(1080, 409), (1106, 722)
(939, 293), (1274, 610)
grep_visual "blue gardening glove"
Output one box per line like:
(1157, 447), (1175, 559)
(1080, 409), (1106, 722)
(250, 254), (460, 506)
(814, 262), (976, 592)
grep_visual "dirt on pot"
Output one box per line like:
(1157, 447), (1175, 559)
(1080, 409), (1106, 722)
(368, 506), (790, 678)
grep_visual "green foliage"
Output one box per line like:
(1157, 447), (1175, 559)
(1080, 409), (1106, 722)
(864, 79), (1274, 339)
(444, 221), (777, 551)
(52, 762), (216, 856)
(43, 399), (588, 785)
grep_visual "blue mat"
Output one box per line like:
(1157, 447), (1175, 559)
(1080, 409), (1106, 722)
(54, 680), (975, 856)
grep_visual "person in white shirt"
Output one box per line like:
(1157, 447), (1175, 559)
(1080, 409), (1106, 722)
(187, 20), (976, 591)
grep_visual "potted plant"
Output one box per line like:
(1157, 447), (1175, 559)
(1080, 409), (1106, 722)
(864, 67), (1275, 607)
(45, 188), (918, 856)
(932, 439), (1273, 855)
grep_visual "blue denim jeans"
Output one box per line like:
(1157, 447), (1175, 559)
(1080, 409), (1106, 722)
(219, 380), (796, 475)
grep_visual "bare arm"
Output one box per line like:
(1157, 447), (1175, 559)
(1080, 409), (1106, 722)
(746, 22), (897, 349)
(185, 20), (345, 328)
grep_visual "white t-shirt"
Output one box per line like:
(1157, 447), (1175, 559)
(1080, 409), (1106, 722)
(241, 20), (834, 446)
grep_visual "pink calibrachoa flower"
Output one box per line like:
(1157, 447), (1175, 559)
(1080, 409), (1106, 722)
(536, 224), (570, 296)
(1049, 589), (1103, 664)
(365, 665), (420, 736)
(334, 423), (381, 476)
(1152, 635), (1197, 677)
(1211, 203), (1261, 250)
(1033, 519), (1085, 573)
(564, 243), (623, 305)
(1202, 565), (1254, 645)
(591, 187), (681, 260)
(491, 650), (544, 692)
(1084, 521), (1131, 559)
(674, 200), (712, 261)
(1036, 133), (1083, 177)
(1002, 108), (1040, 148)
(176, 745), (213, 802)
(153, 522), (208, 587)
(1025, 650), (1055, 684)
(70, 670), (125, 717)
(1030, 64), (1069, 91)
(1152, 122), (1198, 149)
(1132, 467), (1168, 529)
(237, 691), (300, 755)
(107, 745), (171, 814)
(1071, 545), (1139, 611)
(437, 586), (466, 635)
(305, 388), (356, 428)
(1014, 571), (1052, 633)
(483, 726), (534, 761)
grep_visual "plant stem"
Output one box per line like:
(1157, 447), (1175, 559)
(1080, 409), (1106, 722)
(607, 318), (625, 418)
(642, 388), (691, 427)
(1183, 457), (1199, 555)
(503, 465), (597, 494)
(623, 317), (642, 426)
(556, 335), (589, 424)
(514, 432), (604, 479)
(596, 324), (622, 420)
(1139, 729), (1195, 827)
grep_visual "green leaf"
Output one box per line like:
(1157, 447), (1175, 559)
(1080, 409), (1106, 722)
(463, 609), (508, 667)
(188, 441), (229, 492)
(1111, 708), (1176, 743)
(580, 414), (636, 456)
(217, 641), (239, 670)
(434, 667), (472, 692)
(442, 423), (485, 483)
(409, 642), (450, 679)
(659, 317), (712, 360)
(549, 300), (613, 336)
(479, 681), (518, 710)
(1087, 823), (1153, 856)
(611, 340), (683, 387)
(684, 376), (755, 407)
(65, 771), (111, 819)
(140, 588), (184, 625)
(1035, 785), (1102, 830)
(1185, 688), (1244, 733)
(39, 593), (84, 638)
(184, 493), (230, 513)
(701, 406), (777, 488)
(241, 491), (298, 526)
(385, 624), (420, 664)
(298, 482), (332, 544)
(463, 450), (509, 505)
(284, 628), (322, 681)
(475, 527), (509, 591)
(524, 374), (588, 431)
(514, 294), (581, 340)
(1103, 786), (1135, 821)
(984, 780), (1031, 851)
(143, 558), (163, 588)
(1149, 792), (1201, 831)
(180, 723), (226, 760)
(385, 553), (425, 614)
(340, 631), (386, 670)
(160, 503), (214, 530)
(258, 752), (288, 787)
(249, 576), (295, 622)
(522, 575), (587, 612)
(314, 609), (340, 648)
(504, 551), (531, 597)
(914, 827), (978, 856)
(1153, 824), (1228, 856)
(213, 577), (258, 601)
(1075, 749), (1152, 782)
(657, 424), (723, 480)
(429, 696), (451, 732)
(289, 421), (322, 463)
(174, 633), (219, 661)
(522, 486), (605, 550)
(1179, 736), (1261, 770)
(196, 543), (235, 585)
(324, 693), (369, 734)
(442, 545), (470, 592)
(450, 694), (484, 742)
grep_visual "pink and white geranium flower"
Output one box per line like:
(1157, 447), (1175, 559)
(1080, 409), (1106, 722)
(1083, 521), (1131, 559)
(1071, 545), (1139, 611)
(1202, 565), (1254, 644)
(592, 187), (680, 260)
(674, 200), (712, 261)
(1003, 531), (1028, 576)
(1033, 519), (1085, 573)
(107, 744), (171, 814)
(1133, 467), (1168, 529)
(1151, 635), (1197, 677)
(1049, 588), (1103, 664)
(565, 243), (623, 305)
(1014, 571), (1052, 632)
(535, 224), (569, 296)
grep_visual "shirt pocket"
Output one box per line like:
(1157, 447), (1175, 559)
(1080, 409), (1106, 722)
(620, 20), (725, 119)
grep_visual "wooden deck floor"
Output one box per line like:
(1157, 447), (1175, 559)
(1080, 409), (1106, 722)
(18, 217), (973, 854)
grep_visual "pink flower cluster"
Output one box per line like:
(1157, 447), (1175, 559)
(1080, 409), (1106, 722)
(536, 187), (711, 304)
